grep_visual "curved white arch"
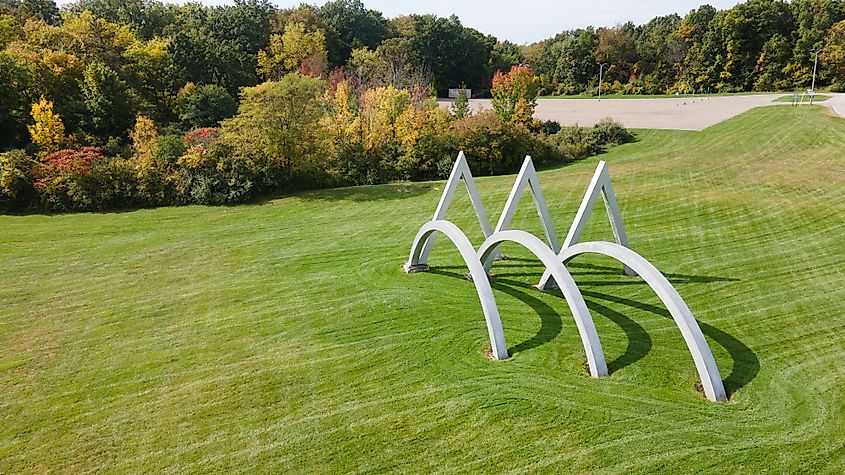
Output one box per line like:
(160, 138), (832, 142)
(405, 220), (509, 360)
(552, 241), (726, 402)
(478, 230), (608, 378)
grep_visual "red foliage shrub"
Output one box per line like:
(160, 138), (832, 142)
(34, 147), (103, 185)
(183, 128), (221, 153)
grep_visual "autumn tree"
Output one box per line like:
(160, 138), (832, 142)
(129, 114), (158, 158)
(219, 73), (327, 181)
(27, 97), (64, 154)
(821, 20), (845, 87)
(257, 22), (327, 80)
(491, 65), (540, 124)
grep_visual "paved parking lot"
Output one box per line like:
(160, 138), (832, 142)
(439, 94), (845, 130)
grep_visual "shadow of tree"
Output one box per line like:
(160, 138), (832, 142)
(580, 290), (760, 398)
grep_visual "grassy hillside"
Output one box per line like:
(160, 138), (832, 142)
(2, 106), (844, 472)
(773, 94), (831, 102)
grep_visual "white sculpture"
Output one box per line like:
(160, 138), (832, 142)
(537, 160), (636, 289)
(404, 152), (728, 402)
(482, 156), (560, 271)
(554, 241), (726, 401)
(405, 220), (508, 359)
(415, 151), (495, 268)
(477, 230), (607, 377)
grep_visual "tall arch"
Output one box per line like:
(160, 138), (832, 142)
(478, 230), (608, 378)
(553, 241), (727, 402)
(405, 220), (508, 360)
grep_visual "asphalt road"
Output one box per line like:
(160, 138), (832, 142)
(439, 93), (845, 131)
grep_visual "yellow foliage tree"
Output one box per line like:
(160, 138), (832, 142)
(361, 85), (411, 149)
(129, 114), (159, 159)
(257, 22), (327, 80)
(822, 20), (845, 82)
(27, 97), (65, 154)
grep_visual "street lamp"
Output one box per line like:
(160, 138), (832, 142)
(597, 62), (608, 102)
(810, 48), (821, 105)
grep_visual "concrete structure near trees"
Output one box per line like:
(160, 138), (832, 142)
(404, 153), (728, 402)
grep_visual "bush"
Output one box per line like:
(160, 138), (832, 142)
(85, 157), (137, 209)
(529, 119), (562, 136)
(591, 118), (632, 146)
(549, 125), (600, 161)
(449, 111), (564, 176)
(0, 149), (35, 210)
(547, 118), (632, 161)
(33, 147), (115, 211)
(153, 135), (186, 164)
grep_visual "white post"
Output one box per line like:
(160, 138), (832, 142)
(810, 49), (820, 105)
(597, 63), (608, 102)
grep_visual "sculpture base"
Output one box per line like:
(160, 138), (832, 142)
(403, 263), (430, 273)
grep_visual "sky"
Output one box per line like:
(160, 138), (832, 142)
(290, 0), (747, 43)
(56, 0), (746, 44)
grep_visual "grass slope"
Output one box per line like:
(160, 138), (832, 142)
(773, 94), (831, 102)
(2, 107), (845, 472)
(538, 91), (775, 99)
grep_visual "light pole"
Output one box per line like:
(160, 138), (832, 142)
(597, 62), (608, 101)
(810, 48), (821, 105)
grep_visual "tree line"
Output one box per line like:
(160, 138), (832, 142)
(530, 0), (845, 96)
(0, 0), (843, 212)
(2, 0), (844, 151)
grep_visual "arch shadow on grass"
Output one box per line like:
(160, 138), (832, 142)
(424, 263), (757, 398)
(579, 290), (760, 398)
(429, 268), (564, 355)
(494, 277), (652, 374)
(430, 267), (653, 370)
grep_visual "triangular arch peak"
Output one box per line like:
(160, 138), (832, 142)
(483, 156), (560, 271)
(417, 151), (495, 264)
(562, 160), (629, 250)
(537, 160), (636, 288)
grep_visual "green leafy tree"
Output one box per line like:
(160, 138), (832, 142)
(401, 14), (495, 95)
(0, 50), (36, 150)
(317, 0), (388, 67)
(491, 41), (525, 75)
(0, 13), (22, 47)
(450, 84), (470, 119)
(0, 148), (36, 209)
(175, 83), (238, 128)
(81, 62), (135, 139)
(11, 0), (59, 25)
(219, 73), (327, 181)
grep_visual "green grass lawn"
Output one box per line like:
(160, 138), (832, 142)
(773, 94), (831, 103)
(539, 91), (776, 99)
(2, 106), (845, 472)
